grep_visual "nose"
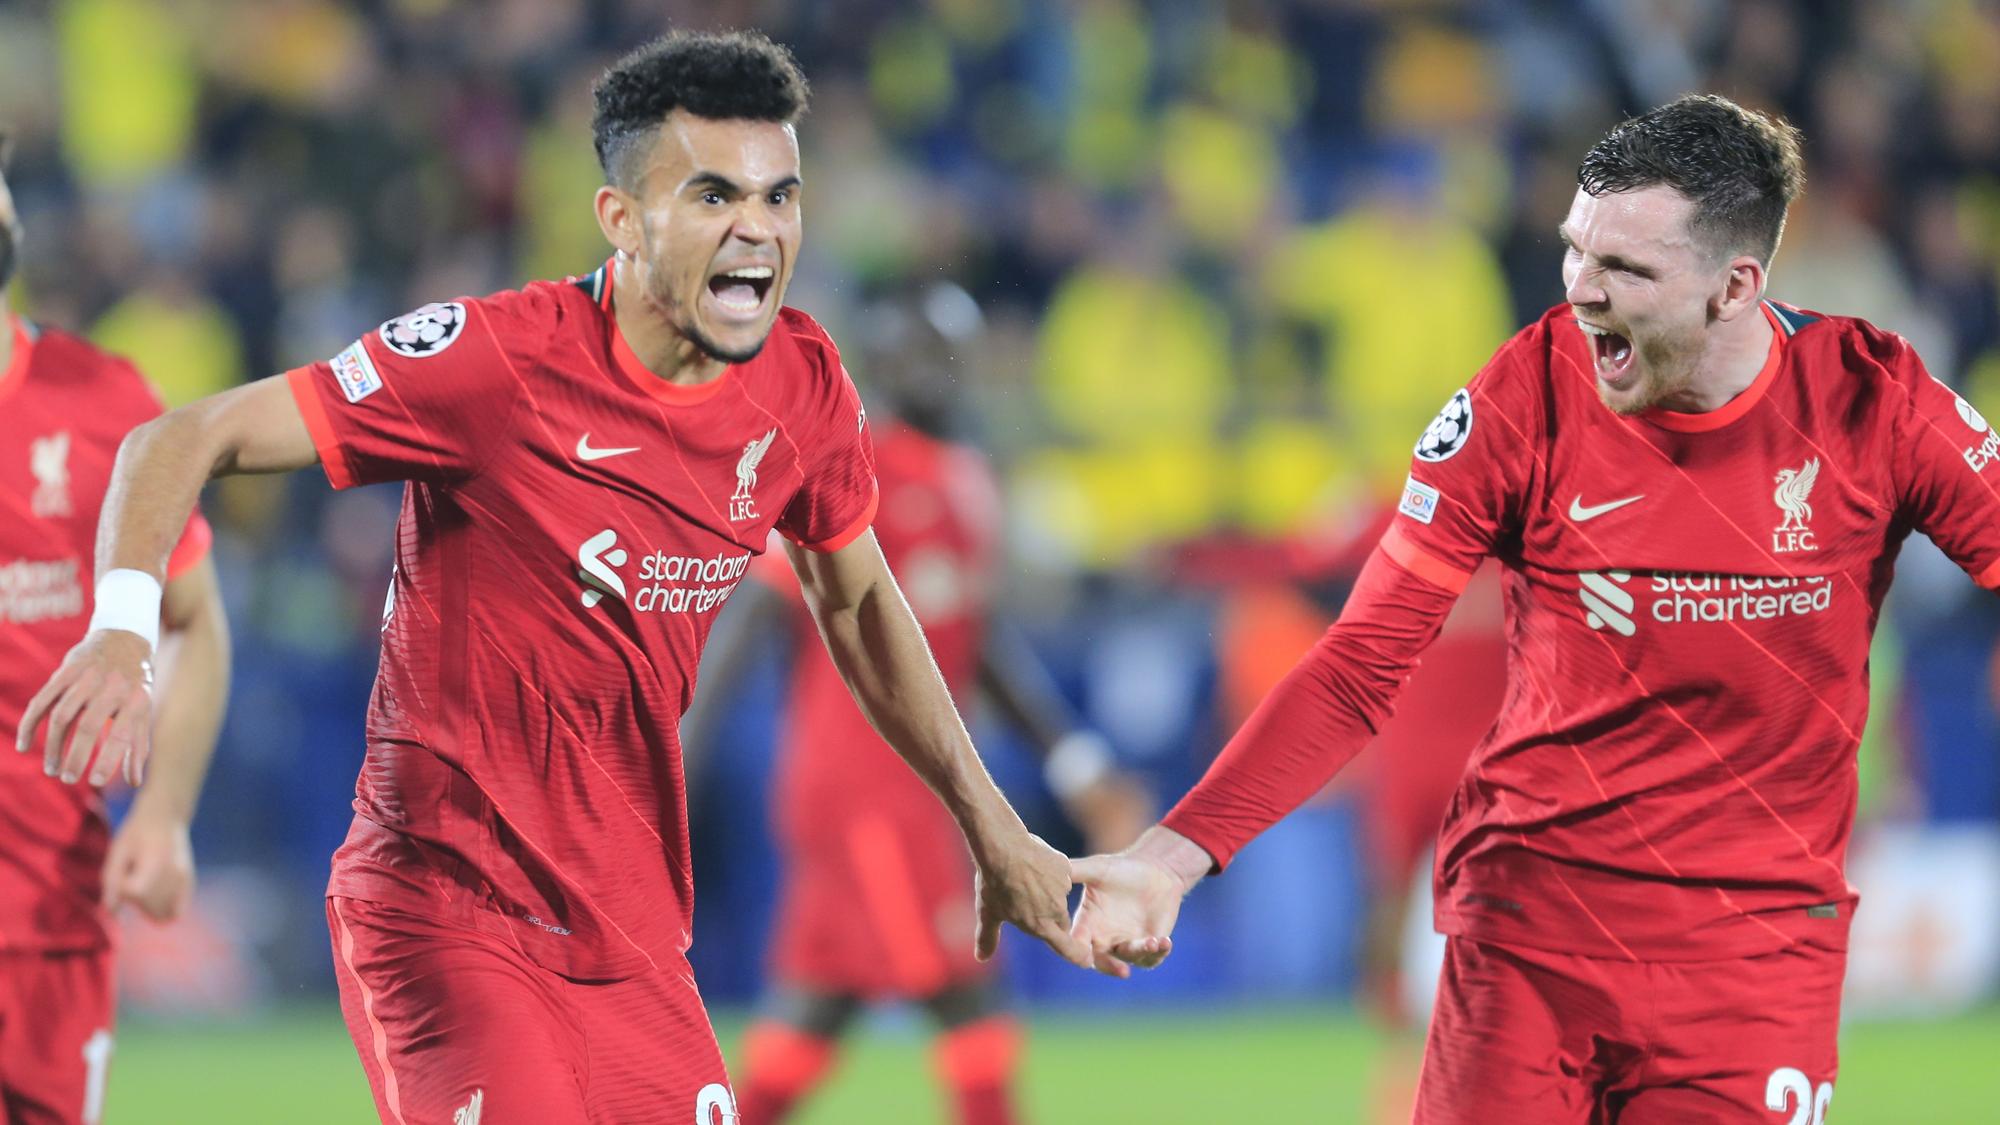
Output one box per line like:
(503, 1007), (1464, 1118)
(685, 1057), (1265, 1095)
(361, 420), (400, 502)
(1564, 262), (1606, 310)
(730, 200), (775, 244)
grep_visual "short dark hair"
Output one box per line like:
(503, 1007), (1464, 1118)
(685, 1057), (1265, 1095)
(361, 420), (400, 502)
(591, 30), (809, 188)
(1577, 94), (1805, 266)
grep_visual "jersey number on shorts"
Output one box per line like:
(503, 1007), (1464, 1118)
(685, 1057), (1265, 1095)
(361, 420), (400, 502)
(696, 1082), (738, 1124)
(1765, 1066), (1832, 1125)
(81, 1029), (113, 1125)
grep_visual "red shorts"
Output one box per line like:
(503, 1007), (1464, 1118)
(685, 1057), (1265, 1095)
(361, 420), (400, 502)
(0, 949), (115, 1125)
(327, 897), (736, 1124)
(1417, 936), (1842, 1124)
(769, 809), (985, 999)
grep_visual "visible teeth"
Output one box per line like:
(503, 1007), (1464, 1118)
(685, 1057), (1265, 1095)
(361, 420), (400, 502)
(1578, 320), (1613, 337)
(723, 267), (774, 280)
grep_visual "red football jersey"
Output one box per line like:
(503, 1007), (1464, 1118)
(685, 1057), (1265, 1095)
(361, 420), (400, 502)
(767, 421), (1002, 843)
(1165, 302), (2000, 962)
(286, 262), (878, 980)
(0, 316), (213, 952)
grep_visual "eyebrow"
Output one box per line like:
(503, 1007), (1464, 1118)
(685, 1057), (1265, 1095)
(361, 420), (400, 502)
(682, 171), (802, 197)
(1557, 225), (1657, 278)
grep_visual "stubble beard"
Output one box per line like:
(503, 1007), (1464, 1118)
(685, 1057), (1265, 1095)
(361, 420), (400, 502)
(1601, 322), (1702, 416)
(645, 264), (772, 366)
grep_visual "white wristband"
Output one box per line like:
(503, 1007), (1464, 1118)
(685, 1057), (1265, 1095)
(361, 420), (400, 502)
(1044, 731), (1114, 800)
(88, 569), (163, 653)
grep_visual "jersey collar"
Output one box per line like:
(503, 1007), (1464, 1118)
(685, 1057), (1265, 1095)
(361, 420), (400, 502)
(1640, 302), (1786, 434)
(600, 258), (735, 407)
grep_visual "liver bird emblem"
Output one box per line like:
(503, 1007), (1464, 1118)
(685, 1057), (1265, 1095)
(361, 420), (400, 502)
(1773, 457), (1819, 532)
(734, 429), (777, 500)
(30, 430), (72, 518)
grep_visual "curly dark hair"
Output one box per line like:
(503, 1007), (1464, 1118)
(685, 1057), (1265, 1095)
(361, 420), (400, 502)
(1577, 94), (1805, 266)
(591, 30), (809, 188)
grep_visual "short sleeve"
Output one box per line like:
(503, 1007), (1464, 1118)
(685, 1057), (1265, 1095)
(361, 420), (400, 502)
(775, 325), (878, 552)
(165, 511), (213, 579)
(285, 296), (528, 490)
(1888, 335), (2000, 589)
(1387, 330), (1542, 593)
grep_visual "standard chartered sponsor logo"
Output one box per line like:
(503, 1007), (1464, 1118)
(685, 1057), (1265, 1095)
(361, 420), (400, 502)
(575, 530), (748, 615)
(1578, 570), (1637, 636)
(0, 557), (84, 624)
(1578, 570), (1832, 634)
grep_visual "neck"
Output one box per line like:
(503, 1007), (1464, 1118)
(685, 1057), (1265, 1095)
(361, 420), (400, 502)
(610, 258), (727, 387)
(1658, 301), (1773, 414)
(0, 305), (14, 373)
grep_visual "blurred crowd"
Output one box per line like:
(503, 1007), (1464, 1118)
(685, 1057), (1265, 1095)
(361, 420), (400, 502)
(4, 0), (1998, 1006)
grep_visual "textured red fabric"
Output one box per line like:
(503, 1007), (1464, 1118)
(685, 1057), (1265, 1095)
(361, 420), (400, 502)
(1167, 302), (2000, 962)
(0, 319), (211, 952)
(1416, 936), (1841, 1123)
(328, 895), (735, 1124)
(766, 423), (999, 998)
(288, 262), (877, 982)
(0, 949), (115, 1125)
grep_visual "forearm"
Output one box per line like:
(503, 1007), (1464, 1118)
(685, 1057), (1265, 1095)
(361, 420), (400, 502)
(1160, 547), (1457, 871)
(820, 580), (1021, 851)
(96, 377), (316, 580)
(133, 590), (230, 820)
(95, 412), (230, 579)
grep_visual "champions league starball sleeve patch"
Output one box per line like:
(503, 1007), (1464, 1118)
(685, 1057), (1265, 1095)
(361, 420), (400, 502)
(378, 302), (468, 359)
(1415, 388), (1474, 463)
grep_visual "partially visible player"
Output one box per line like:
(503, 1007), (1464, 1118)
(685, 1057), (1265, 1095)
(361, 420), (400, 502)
(684, 287), (1148, 1125)
(0, 130), (230, 1125)
(1072, 95), (2000, 1121)
(17, 34), (1088, 1124)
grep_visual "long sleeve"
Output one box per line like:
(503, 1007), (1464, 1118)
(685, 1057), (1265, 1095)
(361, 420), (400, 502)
(1160, 544), (1463, 870)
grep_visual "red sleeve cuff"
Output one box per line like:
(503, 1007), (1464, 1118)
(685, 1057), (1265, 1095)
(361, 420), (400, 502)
(165, 511), (214, 579)
(286, 366), (356, 491)
(1380, 524), (1472, 594)
(783, 482), (879, 554)
(1156, 809), (1235, 874)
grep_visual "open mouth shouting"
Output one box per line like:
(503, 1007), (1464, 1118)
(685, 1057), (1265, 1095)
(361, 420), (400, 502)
(1578, 319), (1635, 385)
(705, 264), (777, 323)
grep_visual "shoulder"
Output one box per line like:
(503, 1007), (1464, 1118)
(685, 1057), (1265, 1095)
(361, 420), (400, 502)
(770, 306), (845, 379)
(1463, 307), (1564, 399)
(376, 279), (574, 364)
(25, 323), (166, 418)
(1455, 307), (1564, 424)
(1773, 303), (1935, 403)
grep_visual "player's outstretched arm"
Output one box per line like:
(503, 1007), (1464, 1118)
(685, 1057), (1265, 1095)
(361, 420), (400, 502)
(1068, 544), (1462, 978)
(1069, 825), (1212, 978)
(101, 554), (231, 921)
(786, 530), (1094, 971)
(17, 375), (314, 787)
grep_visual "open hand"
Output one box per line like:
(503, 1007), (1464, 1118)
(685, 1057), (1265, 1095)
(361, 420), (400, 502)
(16, 630), (155, 787)
(1069, 825), (1211, 978)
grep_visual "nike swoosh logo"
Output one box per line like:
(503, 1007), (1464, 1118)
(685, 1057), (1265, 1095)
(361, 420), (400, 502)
(576, 434), (640, 462)
(1569, 494), (1644, 521)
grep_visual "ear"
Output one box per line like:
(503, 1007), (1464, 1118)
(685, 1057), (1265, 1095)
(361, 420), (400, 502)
(594, 184), (642, 260)
(1713, 252), (1767, 322)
